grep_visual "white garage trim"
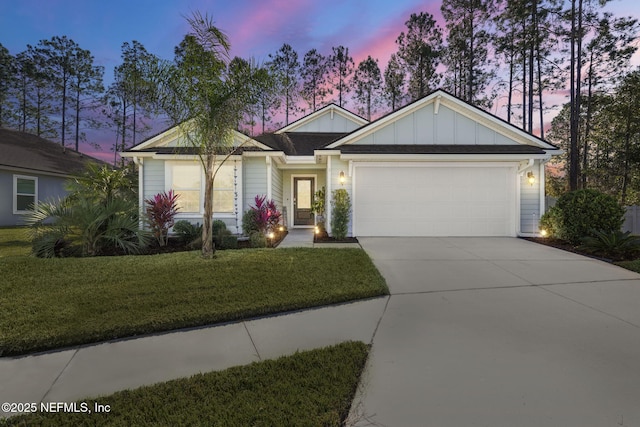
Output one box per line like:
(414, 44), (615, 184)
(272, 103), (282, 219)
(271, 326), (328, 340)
(351, 162), (519, 236)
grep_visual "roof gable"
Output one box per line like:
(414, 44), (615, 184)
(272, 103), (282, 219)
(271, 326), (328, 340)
(327, 90), (558, 151)
(126, 124), (271, 153)
(0, 128), (102, 175)
(276, 104), (368, 134)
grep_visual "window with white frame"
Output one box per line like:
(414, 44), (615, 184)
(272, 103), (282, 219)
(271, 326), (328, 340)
(13, 175), (38, 214)
(213, 164), (234, 213)
(168, 163), (201, 213)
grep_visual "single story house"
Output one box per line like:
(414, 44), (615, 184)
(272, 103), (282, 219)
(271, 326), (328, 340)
(0, 128), (102, 226)
(121, 90), (560, 237)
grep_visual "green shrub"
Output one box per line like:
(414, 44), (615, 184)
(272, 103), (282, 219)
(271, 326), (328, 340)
(539, 206), (561, 237)
(213, 219), (227, 235)
(331, 189), (351, 240)
(554, 189), (625, 244)
(249, 231), (267, 248)
(242, 210), (260, 236)
(173, 220), (202, 247)
(220, 233), (238, 250)
(578, 230), (640, 258)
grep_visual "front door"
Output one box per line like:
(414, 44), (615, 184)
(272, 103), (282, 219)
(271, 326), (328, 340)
(293, 177), (314, 226)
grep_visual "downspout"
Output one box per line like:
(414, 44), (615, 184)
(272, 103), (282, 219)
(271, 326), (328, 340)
(133, 156), (144, 229)
(326, 156), (332, 235)
(266, 156), (272, 201)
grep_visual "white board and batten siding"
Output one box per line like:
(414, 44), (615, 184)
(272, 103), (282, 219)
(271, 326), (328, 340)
(351, 104), (516, 146)
(287, 112), (363, 133)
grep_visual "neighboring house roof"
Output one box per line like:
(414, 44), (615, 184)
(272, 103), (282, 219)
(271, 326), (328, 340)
(0, 128), (102, 176)
(254, 132), (347, 156)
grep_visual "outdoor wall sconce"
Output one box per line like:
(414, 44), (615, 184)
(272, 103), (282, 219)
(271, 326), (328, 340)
(527, 171), (535, 186)
(339, 171), (346, 185)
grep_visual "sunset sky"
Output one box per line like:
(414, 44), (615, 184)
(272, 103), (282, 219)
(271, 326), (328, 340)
(1, 0), (639, 161)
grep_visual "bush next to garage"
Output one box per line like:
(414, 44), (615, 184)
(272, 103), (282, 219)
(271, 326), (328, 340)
(331, 189), (351, 240)
(544, 189), (625, 244)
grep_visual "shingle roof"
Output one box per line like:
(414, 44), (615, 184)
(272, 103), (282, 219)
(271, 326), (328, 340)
(0, 128), (103, 175)
(331, 144), (547, 155)
(253, 132), (347, 155)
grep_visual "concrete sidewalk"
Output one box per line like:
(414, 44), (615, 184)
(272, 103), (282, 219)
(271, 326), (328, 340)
(0, 297), (387, 417)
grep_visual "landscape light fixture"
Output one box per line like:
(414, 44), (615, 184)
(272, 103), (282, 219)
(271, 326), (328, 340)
(339, 171), (346, 185)
(527, 171), (535, 186)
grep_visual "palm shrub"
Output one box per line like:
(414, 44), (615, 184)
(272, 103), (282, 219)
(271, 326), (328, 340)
(331, 189), (351, 240)
(25, 164), (149, 257)
(145, 190), (180, 246)
(25, 195), (149, 257)
(553, 189), (625, 244)
(578, 230), (640, 259)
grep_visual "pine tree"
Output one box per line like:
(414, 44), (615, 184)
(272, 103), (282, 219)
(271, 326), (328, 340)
(301, 49), (330, 112)
(329, 46), (354, 107)
(396, 12), (443, 101)
(352, 56), (382, 120)
(267, 43), (300, 125)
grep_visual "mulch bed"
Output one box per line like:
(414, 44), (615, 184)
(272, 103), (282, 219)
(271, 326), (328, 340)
(313, 234), (359, 244)
(522, 236), (635, 263)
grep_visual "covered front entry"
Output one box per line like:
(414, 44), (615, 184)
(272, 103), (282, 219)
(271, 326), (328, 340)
(293, 177), (315, 226)
(353, 163), (517, 237)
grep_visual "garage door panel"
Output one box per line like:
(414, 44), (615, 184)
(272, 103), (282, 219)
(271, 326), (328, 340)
(354, 165), (515, 237)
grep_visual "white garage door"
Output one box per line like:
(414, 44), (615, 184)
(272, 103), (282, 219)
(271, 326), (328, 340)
(354, 164), (516, 236)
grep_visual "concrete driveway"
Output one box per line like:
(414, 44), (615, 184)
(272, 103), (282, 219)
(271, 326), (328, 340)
(351, 237), (640, 427)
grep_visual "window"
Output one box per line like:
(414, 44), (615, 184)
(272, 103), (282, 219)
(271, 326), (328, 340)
(13, 175), (38, 214)
(169, 163), (201, 213)
(166, 162), (236, 215)
(213, 165), (235, 213)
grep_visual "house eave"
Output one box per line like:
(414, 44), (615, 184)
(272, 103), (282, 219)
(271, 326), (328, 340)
(339, 153), (553, 162)
(0, 164), (74, 179)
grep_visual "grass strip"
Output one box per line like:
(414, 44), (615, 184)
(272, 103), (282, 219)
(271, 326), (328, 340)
(0, 248), (387, 356)
(616, 259), (640, 273)
(2, 341), (369, 426)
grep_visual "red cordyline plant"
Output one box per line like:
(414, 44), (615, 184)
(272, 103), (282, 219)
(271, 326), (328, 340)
(251, 195), (282, 233)
(145, 190), (180, 246)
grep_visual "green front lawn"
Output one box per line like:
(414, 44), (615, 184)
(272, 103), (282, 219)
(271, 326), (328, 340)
(0, 246), (387, 356)
(0, 227), (31, 258)
(2, 341), (368, 426)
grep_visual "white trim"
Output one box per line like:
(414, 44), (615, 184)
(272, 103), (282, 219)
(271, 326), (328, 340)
(13, 174), (38, 214)
(276, 104), (368, 134)
(339, 153), (552, 162)
(125, 126), (272, 152)
(135, 157), (144, 229)
(326, 90), (558, 151)
(290, 174), (317, 228)
(326, 156), (332, 234)
(266, 156), (272, 201)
